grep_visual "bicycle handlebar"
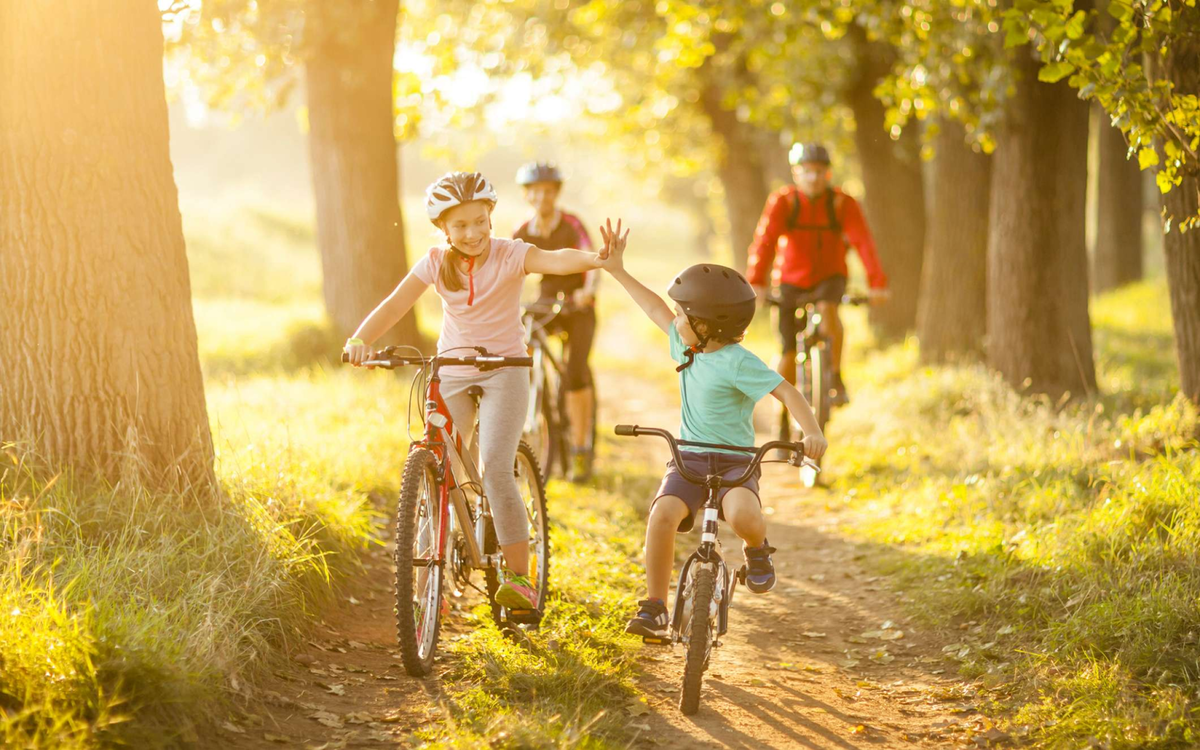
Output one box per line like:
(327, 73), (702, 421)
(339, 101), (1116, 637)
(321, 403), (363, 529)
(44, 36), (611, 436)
(340, 348), (533, 371)
(614, 424), (819, 487)
(764, 291), (870, 307)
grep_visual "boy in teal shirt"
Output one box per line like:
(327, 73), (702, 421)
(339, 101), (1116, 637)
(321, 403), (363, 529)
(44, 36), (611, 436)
(597, 220), (828, 638)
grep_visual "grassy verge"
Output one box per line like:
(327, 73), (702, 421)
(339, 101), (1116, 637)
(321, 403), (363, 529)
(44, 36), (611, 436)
(0, 367), (416, 747)
(823, 280), (1200, 748)
(416, 445), (663, 749)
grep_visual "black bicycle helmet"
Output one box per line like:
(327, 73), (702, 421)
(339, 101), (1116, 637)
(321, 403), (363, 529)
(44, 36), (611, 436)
(788, 142), (831, 166)
(667, 264), (758, 342)
(515, 161), (564, 186)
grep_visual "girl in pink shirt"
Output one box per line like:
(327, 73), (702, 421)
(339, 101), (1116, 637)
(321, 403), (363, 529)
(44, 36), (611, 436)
(344, 172), (610, 610)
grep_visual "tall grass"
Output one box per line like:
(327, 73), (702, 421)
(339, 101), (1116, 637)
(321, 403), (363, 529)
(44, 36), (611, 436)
(824, 280), (1200, 748)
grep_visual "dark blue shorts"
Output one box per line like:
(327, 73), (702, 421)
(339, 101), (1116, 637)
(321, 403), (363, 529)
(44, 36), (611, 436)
(654, 450), (762, 533)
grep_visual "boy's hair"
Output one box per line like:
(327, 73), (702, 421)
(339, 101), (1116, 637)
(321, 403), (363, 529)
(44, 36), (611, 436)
(690, 317), (746, 345)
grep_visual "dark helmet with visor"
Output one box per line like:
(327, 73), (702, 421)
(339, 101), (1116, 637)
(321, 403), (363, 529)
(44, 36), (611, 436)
(788, 142), (831, 166)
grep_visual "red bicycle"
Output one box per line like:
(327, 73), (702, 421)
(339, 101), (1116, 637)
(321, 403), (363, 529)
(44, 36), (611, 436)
(343, 346), (549, 677)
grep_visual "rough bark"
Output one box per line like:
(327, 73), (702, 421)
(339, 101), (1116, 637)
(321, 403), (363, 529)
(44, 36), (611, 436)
(844, 26), (927, 340)
(0, 0), (214, 490)
(1160, 40), (1200, 404)
(699, 72), (771, 273)
(1094, 107), (1144, 291)
(917, 119), (992, 363)
(986, 49), (1096, 398)
(305, 0), (421, 346)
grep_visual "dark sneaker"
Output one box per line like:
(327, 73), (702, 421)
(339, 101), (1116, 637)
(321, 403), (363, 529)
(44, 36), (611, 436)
(831, 372), (850, 406)
(569, 449), (593, 484)
(625, 599), (669, 639)
(744, 542), (777, 593)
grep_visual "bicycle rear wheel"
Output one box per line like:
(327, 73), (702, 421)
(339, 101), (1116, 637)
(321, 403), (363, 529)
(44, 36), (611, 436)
(486, 441), (550, 626)
(680, 564), (716, 715)
(395, 448), (444, 677)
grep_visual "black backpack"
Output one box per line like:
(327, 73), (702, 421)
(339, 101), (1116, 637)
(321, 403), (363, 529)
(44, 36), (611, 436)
(787, 187), (843, 236)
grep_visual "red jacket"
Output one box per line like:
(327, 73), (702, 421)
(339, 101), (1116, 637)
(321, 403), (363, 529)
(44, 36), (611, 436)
(745, 185), (888, 290)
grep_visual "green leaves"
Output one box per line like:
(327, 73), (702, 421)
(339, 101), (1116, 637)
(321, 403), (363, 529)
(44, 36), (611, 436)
(1038, 61), (1075, 83)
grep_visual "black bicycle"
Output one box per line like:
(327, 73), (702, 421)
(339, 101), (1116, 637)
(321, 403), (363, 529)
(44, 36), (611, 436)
(522, 293), (597, 480)
(766, 291), (868, 486)
(614, 424), (817, 715)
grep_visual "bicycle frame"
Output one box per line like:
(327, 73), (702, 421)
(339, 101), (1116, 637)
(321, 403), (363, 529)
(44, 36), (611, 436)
(359, 351), (532, 574)
(522, 298), (570, 431)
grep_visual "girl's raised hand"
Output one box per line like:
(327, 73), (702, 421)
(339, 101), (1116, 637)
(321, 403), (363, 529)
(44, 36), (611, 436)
(598, 218), (629, 272)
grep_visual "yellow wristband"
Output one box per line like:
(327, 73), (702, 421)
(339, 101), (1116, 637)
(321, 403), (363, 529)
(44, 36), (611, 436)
(346, 337), (365, 347)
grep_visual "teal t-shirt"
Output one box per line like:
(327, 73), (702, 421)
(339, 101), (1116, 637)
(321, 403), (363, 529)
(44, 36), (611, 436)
(668, 325), (784, 454)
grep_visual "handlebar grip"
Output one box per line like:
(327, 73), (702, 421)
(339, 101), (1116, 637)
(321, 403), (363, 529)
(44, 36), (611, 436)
(614, 424), (638, 436)
(341, 352), (350, 363)
(509, 357), (533, 367)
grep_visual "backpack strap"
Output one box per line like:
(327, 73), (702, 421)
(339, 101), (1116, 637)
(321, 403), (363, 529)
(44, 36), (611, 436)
(787, 187), (842, 234)
(826, 188), (842, 235)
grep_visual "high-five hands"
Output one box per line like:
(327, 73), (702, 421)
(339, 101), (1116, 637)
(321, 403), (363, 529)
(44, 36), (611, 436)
(598, 218), (630, 273)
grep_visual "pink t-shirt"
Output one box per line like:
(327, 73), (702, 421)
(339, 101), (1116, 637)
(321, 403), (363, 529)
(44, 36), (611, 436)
(412, 238), (533, 375)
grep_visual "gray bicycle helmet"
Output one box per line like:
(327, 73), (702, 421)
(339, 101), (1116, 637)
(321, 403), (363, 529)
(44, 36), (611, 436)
(667, 264), (758, 341)
(788, 142), (831, 166)
(515, 161), (564, 186)
(425, 171), (498, 224)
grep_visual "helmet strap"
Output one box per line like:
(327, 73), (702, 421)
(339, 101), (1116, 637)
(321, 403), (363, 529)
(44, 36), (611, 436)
(675, 318), (710, 372)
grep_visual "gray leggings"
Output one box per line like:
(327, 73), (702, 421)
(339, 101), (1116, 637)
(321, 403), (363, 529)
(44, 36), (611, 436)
(440, 367), (531, 547)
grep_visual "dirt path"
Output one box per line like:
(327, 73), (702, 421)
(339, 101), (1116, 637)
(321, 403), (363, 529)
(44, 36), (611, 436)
(212, 307), (996, 749)
(629, 460), (995, 748)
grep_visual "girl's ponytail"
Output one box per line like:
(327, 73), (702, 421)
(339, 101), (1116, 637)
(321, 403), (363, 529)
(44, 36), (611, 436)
(439, 248), (467, 293)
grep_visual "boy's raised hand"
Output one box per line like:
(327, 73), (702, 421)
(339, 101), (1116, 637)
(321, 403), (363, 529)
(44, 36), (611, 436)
(598, 218), (630, 273)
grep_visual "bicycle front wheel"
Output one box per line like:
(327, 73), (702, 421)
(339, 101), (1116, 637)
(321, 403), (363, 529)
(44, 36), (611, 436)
(805, 343), (832, 433)
(680, 564), (716, 715)
(395, 448), (444, 677)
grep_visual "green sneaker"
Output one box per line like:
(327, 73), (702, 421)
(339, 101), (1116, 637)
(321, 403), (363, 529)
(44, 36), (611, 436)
(495, 571), (538, 610)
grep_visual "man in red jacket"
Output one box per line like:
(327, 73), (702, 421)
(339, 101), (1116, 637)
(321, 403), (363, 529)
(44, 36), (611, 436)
(746, 143), (889, 406)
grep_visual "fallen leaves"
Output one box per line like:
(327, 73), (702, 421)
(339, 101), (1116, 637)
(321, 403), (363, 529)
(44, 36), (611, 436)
(308, 710), (343, 729)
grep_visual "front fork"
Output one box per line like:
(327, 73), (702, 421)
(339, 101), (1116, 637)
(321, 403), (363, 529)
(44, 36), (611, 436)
(668, 506), (738, 645)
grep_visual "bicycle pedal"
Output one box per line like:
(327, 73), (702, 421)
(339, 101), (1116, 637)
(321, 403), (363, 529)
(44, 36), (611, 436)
(506, 608), (542, 625)
(641, 635), (671, 646)
(736, 565), (747, 585)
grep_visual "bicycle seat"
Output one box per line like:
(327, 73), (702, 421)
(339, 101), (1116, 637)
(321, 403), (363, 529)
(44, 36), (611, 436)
(466, 385), (484, 402)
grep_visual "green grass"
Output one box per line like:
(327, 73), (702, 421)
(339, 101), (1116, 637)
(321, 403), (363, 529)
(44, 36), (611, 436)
(0, 365), (413, 746)
(821, 280), (1200, 749)
(418, 466), (654, 750)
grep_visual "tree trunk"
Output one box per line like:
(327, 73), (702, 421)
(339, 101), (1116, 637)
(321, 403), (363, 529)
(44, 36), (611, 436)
(987, 50), (1096, 398)
(305, 0), (421, 347)
(1093, 107), (1144, 291)
(844, 26), (927, 341)
(0, 0), (214, 491)
(699, 79), (771, 273)
(1160, 42), (1200, 404)
(757, 128), (795, 192)
(917, 119), (992, 363)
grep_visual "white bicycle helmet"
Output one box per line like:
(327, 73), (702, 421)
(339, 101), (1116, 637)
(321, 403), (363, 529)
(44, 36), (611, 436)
(425, 171), (498, 224)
